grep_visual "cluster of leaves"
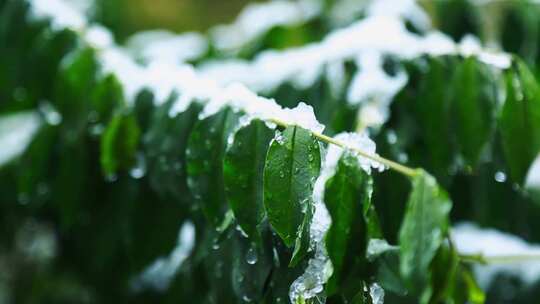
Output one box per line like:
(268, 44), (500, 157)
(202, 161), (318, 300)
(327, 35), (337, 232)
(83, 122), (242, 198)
(2, 0), (540, 304)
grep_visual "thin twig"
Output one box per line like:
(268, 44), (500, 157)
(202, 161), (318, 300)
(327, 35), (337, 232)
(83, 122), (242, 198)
(268, 118), (419, 178)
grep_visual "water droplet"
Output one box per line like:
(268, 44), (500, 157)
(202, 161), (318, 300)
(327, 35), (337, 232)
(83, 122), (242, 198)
(279, 171), (285, 178)
(246, 246), (258, 265)
(18, 193), (30, 205)
(386, 130), (397, 144)
(105, 173), (118, 183)
(36, 182), (50, 196)
(398, 152), (408, 163)
(242, 295), (252, 302)
(273, 247), (281, 267)
(13, 87), (28, 102)
(39, 102), (62, 125)
(203, 160), (212, 171)
(308, 154), (314, 162)
(215, 261), (223, 278)
(236, 225), (249, 238)
(212, 243), (220, 250)
(494, 171), (507, 183)
(89, 124), (104, 136)
(129, 154), (147, 179)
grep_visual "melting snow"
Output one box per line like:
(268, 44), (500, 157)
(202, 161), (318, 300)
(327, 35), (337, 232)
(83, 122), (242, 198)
(290, 131), (381, 303)
(453, 222), (540, 289)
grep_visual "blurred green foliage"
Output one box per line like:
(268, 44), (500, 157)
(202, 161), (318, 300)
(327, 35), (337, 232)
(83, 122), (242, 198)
(2, 0), (540, 304)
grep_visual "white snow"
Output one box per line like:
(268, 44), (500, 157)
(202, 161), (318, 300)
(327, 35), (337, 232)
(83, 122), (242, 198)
(0, 111), (42, 167)
(200, 6), (510, 127)
(126, 31), (208, 64)
(84, 25), (115, 49)
(210, 0), (321, 55)
(453, 222), (540, 289)
(130, 221), (196, 292)
(199, 83), (325, 134)
(526, 154), (540, 190)
(290, 131), (381, 303)
(369, 282), (385, 304)
(28, 0), (88, 31)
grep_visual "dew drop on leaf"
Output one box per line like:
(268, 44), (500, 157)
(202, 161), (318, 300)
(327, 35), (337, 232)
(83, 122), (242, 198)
(246, 246), (258, 265)
(494, 171), (507, 183)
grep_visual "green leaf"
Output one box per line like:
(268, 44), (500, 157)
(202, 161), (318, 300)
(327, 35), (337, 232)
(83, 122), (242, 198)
(186, 107), (241, 226)
(90, 74), (125, 123)
(427, 242), (459, 303)
(324, 153), (371, 295)
(499, 58), (540, 184)
(367, 239), (407, 296)
(451, 57), (497, 166)
(223, 119), (274, 243)
(144, 99), (202, 203)
(451, 266), (485, 304)
(54, 47), (98, 133)
(408, 57), (455, 178)
(263, 126), (321, 262)
(100, 111), (141, 177)
(398, 170), (452, 293)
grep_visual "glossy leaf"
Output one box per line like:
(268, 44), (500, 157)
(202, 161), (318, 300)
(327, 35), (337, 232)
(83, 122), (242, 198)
(499, 58), (540, 184)
(324, 153), (372, 295)
(224, 119), (274, 243)
(100, 111), (141, 177)
(144, 98), (202, 202)
(186, 107), (241, 226)
(399, 170), (452, 293)
(451, 57), (497, 166)
(263, 126), (321, 259)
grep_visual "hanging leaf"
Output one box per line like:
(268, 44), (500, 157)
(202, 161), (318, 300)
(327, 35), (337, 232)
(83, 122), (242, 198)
(451, 56), (497, 167)
(367, 240), (408, 297)
(144, 98), (202, 203)
(324, 153), (372, 295)
(411, 58), (455, 176)
(186, 107), (241, 226)
(263, 125), (321, 263)
(499, 58), (540, 184)
(223, 119), (274, 243)
(398, 170), (452, 294)
(100, 110), (141, 177)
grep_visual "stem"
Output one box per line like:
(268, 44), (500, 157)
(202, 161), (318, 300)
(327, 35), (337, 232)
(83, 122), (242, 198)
(268, 118), (419, 178)
(459, 253), (540, 264)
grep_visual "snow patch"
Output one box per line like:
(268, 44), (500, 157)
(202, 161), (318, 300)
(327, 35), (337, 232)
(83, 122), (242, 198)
(290, 131), (381, 303)
(126, 31), (208, 64)
(28, 0), (88, 31)
(0, 111), (42, 167)
(130, 221), (196, 292)
(526, 154), (540, 190)
(453, 222), (540, 289)
(210, 0), (321, 55)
